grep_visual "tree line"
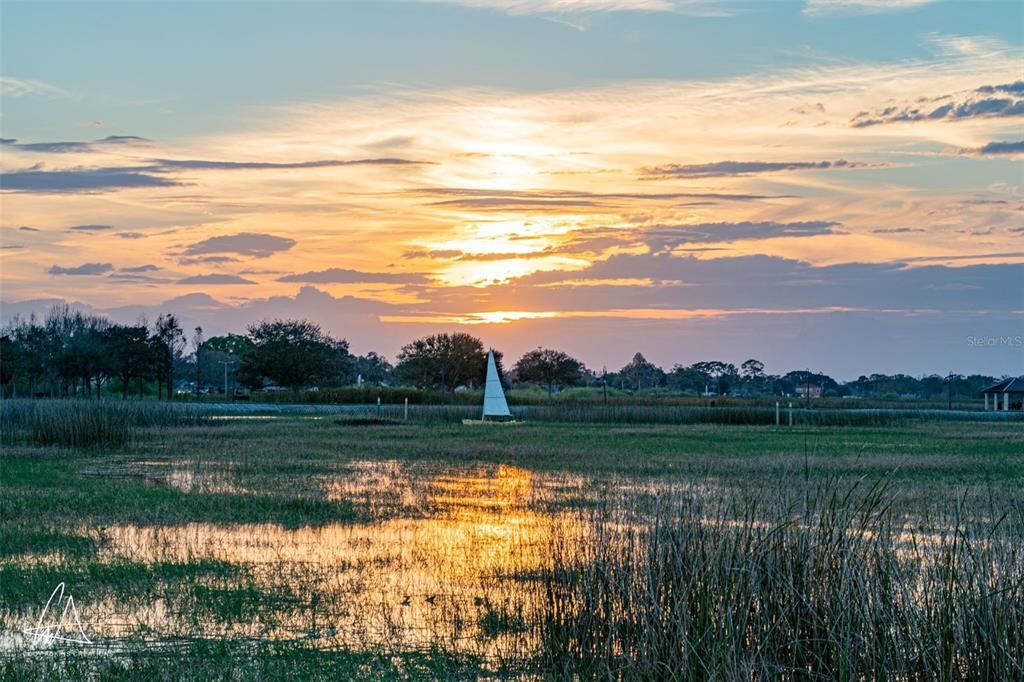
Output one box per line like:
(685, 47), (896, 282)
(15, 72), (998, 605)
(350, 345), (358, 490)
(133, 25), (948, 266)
(0, 307), (1004, 401)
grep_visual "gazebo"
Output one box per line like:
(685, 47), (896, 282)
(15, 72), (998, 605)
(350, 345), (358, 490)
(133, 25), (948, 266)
(981, 377), (1024, 411)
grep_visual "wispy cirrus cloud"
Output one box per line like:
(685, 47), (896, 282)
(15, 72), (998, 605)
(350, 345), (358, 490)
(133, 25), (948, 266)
(0, 76), (69, 98)
(153, 157), (426, 171)
(803, 0), (938, 16)
(411, 0), (723, 15)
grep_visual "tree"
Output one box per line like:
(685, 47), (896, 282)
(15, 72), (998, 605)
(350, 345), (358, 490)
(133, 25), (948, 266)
(514, 347), (585, 398)
(394, 333), (499, 400)
(204, 334), (258, 393)
(243, 319), (352, 397)
(152, 314), (186, 400)
(667, 364), (706, 394)
(740, 359), (766, 395)
(353, 351), (393, 386)
(104, 324), (153, 399)
(691, 361), (738, 395)
(4, 316), (49, 396)
(0, 335), (15, 398)
(618, 352), (665, 391)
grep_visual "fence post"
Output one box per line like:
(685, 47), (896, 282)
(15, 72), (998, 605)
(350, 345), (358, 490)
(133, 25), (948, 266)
(377, 396), (381, 417)
(775, 401), (780, 426)
(404, 397), (408, 421)
(788, 402), (793, 428)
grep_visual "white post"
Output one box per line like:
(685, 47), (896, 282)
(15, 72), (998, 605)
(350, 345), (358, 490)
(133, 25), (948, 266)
(377, 396), (382, 416)
(775, 401), (780, 426)
(788, 402), (793, 427)
(984, 393), (989, 411)
(1004, 393), (1010, 411)
(404, 397), (409, 421)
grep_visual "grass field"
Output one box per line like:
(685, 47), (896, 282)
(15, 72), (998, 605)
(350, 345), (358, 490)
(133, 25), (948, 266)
(1, 402), (1022, 679)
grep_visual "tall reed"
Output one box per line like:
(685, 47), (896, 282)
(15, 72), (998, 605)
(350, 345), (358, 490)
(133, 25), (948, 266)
(539, 481), (1023, 679)
(0, 399), (209, 448)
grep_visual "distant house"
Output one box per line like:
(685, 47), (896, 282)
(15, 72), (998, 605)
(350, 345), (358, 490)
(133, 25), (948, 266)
(795, 383), (822, 399)
(981, 377), (1024, 411)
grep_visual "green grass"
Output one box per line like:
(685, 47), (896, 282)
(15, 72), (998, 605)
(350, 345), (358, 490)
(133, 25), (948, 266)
(1, 404), (1022, 679)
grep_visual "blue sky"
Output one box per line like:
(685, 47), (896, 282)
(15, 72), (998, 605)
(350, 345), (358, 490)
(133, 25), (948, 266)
(4, 1), (1020, 138)
(1, 1), (1022, 377)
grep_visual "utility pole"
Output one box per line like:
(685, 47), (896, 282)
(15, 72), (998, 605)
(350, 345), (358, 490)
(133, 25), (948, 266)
(602, 366), (608, 405)
(219, 359), (236, 398)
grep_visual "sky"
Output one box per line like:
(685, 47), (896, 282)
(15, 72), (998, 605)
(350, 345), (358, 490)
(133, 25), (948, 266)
(1, 0), (1022, 379)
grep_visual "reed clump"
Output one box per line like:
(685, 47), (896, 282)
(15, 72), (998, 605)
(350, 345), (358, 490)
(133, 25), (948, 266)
(0, 399), (208, 448)
(540, 481), (1024, 680)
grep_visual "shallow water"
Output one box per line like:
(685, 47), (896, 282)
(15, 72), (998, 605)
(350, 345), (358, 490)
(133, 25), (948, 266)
(4, 464), (575, 659)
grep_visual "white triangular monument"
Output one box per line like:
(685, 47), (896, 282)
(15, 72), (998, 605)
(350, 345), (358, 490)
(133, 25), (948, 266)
(482, 348), (512, 421)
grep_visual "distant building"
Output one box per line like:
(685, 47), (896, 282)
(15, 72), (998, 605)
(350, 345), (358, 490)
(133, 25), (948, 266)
(981, 377), (1024, 411)
(795, 383), (822, 399)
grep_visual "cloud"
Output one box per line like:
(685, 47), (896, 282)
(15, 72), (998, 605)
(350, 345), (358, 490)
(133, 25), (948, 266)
(152, 157), (425, 170)
(410, 187), (790, 202)
(403, 249), (464, 260)
(872, 227), (926, 234)
(641, 159), (870, 179)
(277, 268), (429, 284)
(0, 77), (69, 98)
(963, 140), (1024, 156)
(803, 0), (938, 15)
(178, 255), (242, 266)
(0, 168), (179, 192)
(642, 221), (841, 250)
(428, 197), (603, 211)
(181, 232), (296, 258)
(178, 274), (257, 285)
(48, 262), (114, 276)
(121, 264), (160, 273)
(407, 1), (731, 16)
(108, 273), (171, 284)
(0, 135), (151, 153)
(423, 252), (1024, 315)
(19, 226), (40, 232)
(0, 153), (411, 195)
(67, 224), (115, 232)
(851, 82), (1024, 127)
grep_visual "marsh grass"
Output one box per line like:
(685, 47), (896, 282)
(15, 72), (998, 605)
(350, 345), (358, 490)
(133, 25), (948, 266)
(0, 399), (210, 448)
(540, 481), (1024, 680)
(1, 416), (1021, 679)
(386, 403), (1023, 427)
